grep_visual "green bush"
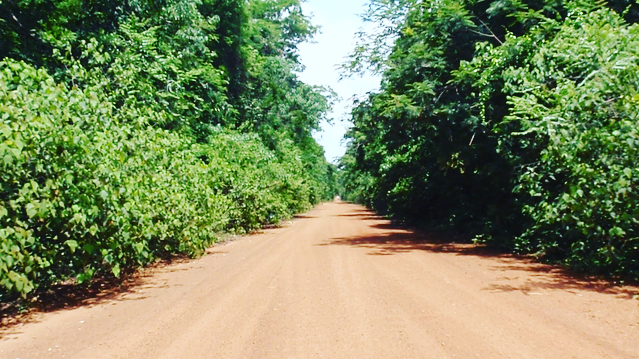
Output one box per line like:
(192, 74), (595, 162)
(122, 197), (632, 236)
(340, 0), (639, 279)
(0, 60), (318, 299)
(496, 9), (639, 275)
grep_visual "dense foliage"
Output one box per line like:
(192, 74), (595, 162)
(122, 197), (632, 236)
(340, 0), (639, 279)
(1, 0), (337, 300)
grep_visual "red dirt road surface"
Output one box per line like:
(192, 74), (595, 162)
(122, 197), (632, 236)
(2, 202), (638, 359)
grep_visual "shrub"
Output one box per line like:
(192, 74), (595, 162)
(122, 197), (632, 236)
(0, 60), (317, 299)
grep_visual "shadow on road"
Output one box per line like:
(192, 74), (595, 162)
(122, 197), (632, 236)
(336, 214), (383, 220)
(293, 214), (317, 219)
(0, 257), (189, 338)
(321, 209), (639, 301)
(319, 230), (500, 258)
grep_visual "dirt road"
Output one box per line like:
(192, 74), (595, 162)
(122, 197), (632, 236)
(2, 202), (638, 358)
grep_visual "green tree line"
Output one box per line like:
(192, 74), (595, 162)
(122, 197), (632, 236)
(0, 0), (337, 300)
(339, 0), (639, 279)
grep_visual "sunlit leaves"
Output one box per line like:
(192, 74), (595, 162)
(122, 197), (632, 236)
(0, 59), (330, 300)
(341, 0), (639, 279)
(0, 0), (337, 301)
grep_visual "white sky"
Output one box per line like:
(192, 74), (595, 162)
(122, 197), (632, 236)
(297, 0), (381, 164)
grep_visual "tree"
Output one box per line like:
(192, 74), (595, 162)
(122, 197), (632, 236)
(340, 0), (639, 278)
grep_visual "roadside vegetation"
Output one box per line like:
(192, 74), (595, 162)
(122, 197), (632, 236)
(0, 0), (337, 301)
(339, 0), (639, 280)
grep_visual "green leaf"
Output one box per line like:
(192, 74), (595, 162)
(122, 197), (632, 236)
(77, 268), (94, 284)
(83, 243), (95, 254)
(623, 168), (632, 178)
(89, 224), (98, 236)
(73, 213), (84, 224)
(133, 242), (145, 254)
(26, 203), (37, 218)
(111, 263), (121, 278)
(15, 276), (24, 293)
(609, 227), (626, 237)
(65, 240), (79, 253)
(7, 271), (20, 282)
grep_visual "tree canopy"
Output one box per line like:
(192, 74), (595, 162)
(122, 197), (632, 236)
(340, 0), (639, 279)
